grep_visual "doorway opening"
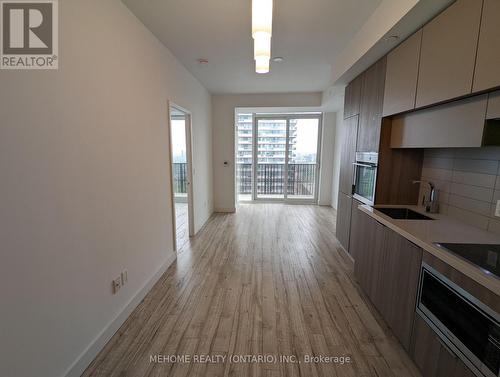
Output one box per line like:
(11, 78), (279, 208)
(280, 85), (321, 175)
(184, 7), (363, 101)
(168, 103), (195, 252)
(236, 112), (322, 204)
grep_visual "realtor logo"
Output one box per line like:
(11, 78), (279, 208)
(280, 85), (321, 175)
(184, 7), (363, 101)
(1, 0), (58, 69)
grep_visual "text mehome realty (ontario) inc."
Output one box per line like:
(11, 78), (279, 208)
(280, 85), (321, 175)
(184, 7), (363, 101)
(150, 354), (352, 365)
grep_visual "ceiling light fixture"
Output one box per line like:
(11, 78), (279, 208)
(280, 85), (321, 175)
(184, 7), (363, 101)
(252, 0), (273, 74)
(255, 56), (270, 74)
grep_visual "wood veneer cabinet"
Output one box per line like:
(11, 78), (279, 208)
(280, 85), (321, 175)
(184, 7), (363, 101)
(336, 192), (352, 252)
(383, 29), (422, 117)
(487, 91), (500, 119)
(343, 75), (362, 119)
(473, 0), (500, 92)
(338, 115), (358, 196)
(415, 0), (483, 108)
(351, 206), (385, 299)
(382, 229), (422, 350)
(358, 57), (386, 152)
(351, 207), (422, 350)
(411, 314), (475, 377)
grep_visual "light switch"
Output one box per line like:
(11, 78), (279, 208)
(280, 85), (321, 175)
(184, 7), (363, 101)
(121, 270), (128, 285)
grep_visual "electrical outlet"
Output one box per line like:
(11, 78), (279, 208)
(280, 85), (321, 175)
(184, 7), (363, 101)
(495, 200), (500, 217)
(121, 270), (128, 285)
(112, 277), (122, 294)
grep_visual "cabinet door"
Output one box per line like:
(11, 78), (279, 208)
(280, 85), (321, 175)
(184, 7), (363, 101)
(338, 115), (358, 195)
(351, 206), (386, 297)
(364, 220), (387, 312)
(412, 314), (442, 377)
(336, 192), (352, 252)
(383, 230), (422, 351)
(390, 94), (488, 148)
(412, 314), (476, 377)
(416, 0), (483, 108)
(473, 0), (500, 92)
(358, 57), (386, 152)
(383, 29), (422, 117)
(349, 201), (363, 261)
(344, 75), (362, 119)
(487, 90), (500, 119)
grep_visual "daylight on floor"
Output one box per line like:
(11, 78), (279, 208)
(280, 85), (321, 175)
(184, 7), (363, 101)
(1, 0), (499, 377)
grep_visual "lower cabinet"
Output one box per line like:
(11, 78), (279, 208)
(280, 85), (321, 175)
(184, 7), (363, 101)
(351, 206), (422, 351)
(336, 192), (353, 252)
(350, 206), (476, 376)
(352, 209), (386, 306)
(411, 314), (475, 377)
(382, 229), (422, 350)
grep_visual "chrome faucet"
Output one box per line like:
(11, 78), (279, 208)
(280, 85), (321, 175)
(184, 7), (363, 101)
(413, 180), (439, 213)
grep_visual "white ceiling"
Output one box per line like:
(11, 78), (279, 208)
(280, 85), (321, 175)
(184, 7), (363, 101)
(122, 0), (383, 94)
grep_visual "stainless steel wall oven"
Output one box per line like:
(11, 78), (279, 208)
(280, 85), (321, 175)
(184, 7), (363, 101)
(352, 152), (378, 205)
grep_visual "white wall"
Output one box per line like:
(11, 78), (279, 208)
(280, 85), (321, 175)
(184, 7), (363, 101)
(318, 112), (337, 205)
(0, 1), (212, 377)
(212, 93), (322, 211)
(331, 110), (344, 209)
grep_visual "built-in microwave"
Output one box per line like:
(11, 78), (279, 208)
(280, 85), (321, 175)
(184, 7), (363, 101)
(352, 152), (378, 205)
(417, 263), (500, 377)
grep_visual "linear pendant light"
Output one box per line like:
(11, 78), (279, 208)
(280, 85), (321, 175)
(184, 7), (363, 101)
(252, 0), (273, 74)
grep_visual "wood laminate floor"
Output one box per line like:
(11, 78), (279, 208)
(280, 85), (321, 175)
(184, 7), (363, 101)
(83, 204), (421, 377)
(175, 202), (189, 252)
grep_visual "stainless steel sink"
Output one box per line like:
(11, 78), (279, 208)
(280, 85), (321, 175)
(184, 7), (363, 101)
(375, 207), (434, 220)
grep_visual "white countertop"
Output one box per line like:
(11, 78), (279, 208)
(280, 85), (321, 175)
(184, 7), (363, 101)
(358, 204), (500, 295)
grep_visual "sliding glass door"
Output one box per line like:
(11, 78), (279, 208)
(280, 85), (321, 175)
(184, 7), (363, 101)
(287, 117), (320, 200)
(255, 118), (287, 200)
(252, 114), (321, 203)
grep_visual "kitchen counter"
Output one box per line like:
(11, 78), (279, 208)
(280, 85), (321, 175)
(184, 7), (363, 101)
(359, 204), (500, 295)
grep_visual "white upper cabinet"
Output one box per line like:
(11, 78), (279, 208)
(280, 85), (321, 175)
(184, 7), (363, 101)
(472, 0), (500, 92)
(415, 0), (483, 108)
(383, 30), (422, 117)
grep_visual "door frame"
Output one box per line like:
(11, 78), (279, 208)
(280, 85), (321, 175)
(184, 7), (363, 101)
(251, 113), (323, 204)
(167, 101), (195, 253)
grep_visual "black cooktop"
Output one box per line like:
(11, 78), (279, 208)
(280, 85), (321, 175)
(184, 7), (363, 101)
(435, 243), (500, 279)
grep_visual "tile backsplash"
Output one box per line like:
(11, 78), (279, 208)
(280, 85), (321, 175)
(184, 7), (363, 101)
(419, 147), (500, 235)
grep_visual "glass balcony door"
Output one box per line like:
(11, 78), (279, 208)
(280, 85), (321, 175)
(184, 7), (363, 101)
(236, 113), (253, 202)
(255, 118), (287, 200)
(287, 117), (320, 201)
(253, 115), (321, 203)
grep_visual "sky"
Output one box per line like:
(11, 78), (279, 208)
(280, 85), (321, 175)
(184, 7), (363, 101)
(171, 119), (186, 162)
(293, 118), (319, 160)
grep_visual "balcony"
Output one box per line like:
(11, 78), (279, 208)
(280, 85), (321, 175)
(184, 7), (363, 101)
(237, 163), (317, 200)
(175, 163), (317, 201)
(173, 162), (188, 202)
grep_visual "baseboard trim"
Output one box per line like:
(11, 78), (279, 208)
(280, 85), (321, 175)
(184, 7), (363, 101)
(215, 207), (236, 213)
(63, 252), (177, 377)
(338, 243), (354, 262)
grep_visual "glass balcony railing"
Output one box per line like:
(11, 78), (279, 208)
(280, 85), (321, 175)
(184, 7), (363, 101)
(236, 163), (316, 197)
(173, 163), (187, 194)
